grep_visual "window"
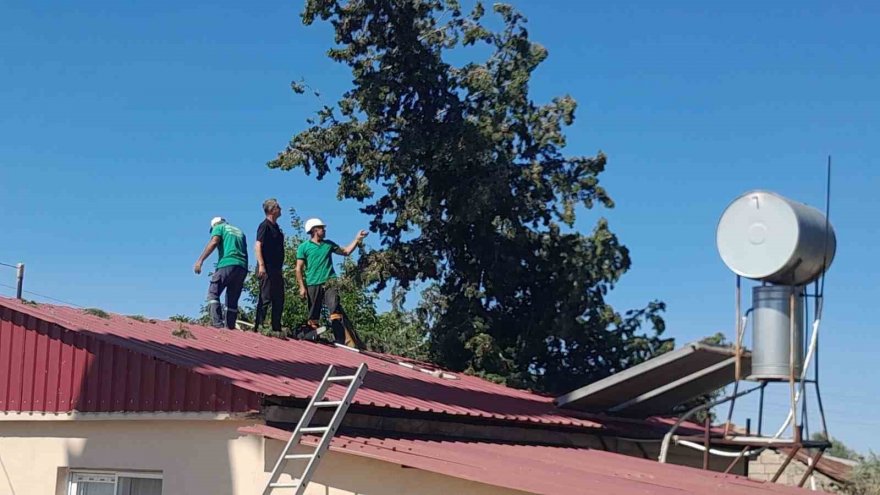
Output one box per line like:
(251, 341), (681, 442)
(68, 471), (162, 495)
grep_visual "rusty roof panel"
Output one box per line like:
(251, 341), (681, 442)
(0, 304), (261, 413)
(242, 424), (813, 495)
(0, 297), (704, 436)
(0, 297), (602, 426)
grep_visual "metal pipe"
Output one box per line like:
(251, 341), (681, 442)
(658, 385), (762, 463)
(676, 440), (765, 458)
(789, 287), (799, 442)
(703, 416), (711, 470)
(758, 382), (766, 436)
(820, 156), (831, 298)
(724, 276), (744, 438)
(735, 275), (742, 381)
(815, 382), (829, 441)
(801, 288), (811, 438)
(814, 294), (830, 439)
(635, 442), (650, 459)
(15, 263), (24, 299)
(797, 448), (826, 488)
(772, 303), (823, 439)
(723, 447), (750, 474)
(771, 446), (800, 483)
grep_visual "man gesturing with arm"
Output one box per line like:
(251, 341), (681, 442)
(295, 217), (368, 347)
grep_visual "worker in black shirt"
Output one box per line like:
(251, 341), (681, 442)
(254, 198), (285, 333)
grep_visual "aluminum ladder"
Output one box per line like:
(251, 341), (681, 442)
(262, 363), (368, 495)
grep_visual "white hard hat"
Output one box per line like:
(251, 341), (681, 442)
(209, 216), (226, 232)
(304, 218), (326, 234)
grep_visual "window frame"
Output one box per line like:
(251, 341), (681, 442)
(67, 469), (163, 495)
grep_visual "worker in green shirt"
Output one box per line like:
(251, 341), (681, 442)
(296, 217), (367, 347)
(193, 217), (249, 329)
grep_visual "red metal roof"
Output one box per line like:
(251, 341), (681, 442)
(241, 424), (813, 495)
(0, 297), (699, 435)
(0, 297), (598, 424)
(0, 304), (260, 413)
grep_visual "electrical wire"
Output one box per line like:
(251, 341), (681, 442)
(0, 282), (82, 307)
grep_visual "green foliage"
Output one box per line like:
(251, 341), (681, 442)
(171, 310), (213, 327)
(127, 315), (148, 323)
(171, 322), (196, 340)
(271, 0), (669, 393)
(813, 432), (863, 461)
(849, 452), (880, 495)
(83, 308), (110, 319)
(169, 314), (196, 324)
(242, 209), (427, 359)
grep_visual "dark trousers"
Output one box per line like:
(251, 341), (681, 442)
(306, 284), (345, 343)
(255, 269), (284, 332)
(305, 284), (363, 347)
(207, 265), (248, 329)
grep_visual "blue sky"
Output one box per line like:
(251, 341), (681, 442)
(1, 1), (877, 452)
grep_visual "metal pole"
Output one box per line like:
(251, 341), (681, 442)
(735, 275), (742, 381)
(789, 287), (799, 442)
(725, 275), (743, 438)
(658, 385), (763, 463)
(757, 382), (766, 436)
(723, 447), (750, 474)
(703, 416), (711, 470)
(15, 263), (24, 299)
(797, 448), (826, 488)
(771, 446), (801, 483)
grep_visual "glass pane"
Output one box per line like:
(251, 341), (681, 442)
(75, 482), (115, 495)
(116, 477), (163, 495)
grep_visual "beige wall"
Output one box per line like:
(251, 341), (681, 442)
(0, 419), (527, 495)
(0, 418), (264, 495)
(749, 449), (848, 493)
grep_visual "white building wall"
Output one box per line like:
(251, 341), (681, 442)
(0, 417), (525, 495)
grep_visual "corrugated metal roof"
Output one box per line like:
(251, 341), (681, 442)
(242, 424), (812, 495)
(1, 297), (611, 427)
(0, 305), (260, 413)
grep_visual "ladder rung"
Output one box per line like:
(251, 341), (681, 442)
(313, 400), (343, 408)
(327, 375), (357, 382)
(269, 481), (300, 488)
(300, 427), (329, 434)
(284, 454), (313, 460)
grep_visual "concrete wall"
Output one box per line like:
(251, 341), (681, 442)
(0, 419), (527, 495)
(748, 449), (848, 493)
(0, 419), (264, 495)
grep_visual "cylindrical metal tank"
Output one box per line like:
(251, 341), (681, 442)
(716, 190), (836, 286)
(748, 286), (804, 381)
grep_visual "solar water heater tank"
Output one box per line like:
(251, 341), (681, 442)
(749, 285), (804, 381)
(716, 190), (836, 286)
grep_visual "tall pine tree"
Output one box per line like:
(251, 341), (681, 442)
(271, 0), (671, 393)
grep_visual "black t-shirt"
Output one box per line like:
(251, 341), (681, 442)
(256, 219), (285, 271)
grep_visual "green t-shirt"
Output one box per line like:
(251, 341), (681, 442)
(296, 239), (340, 286)
(211, 223), (248, 269)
